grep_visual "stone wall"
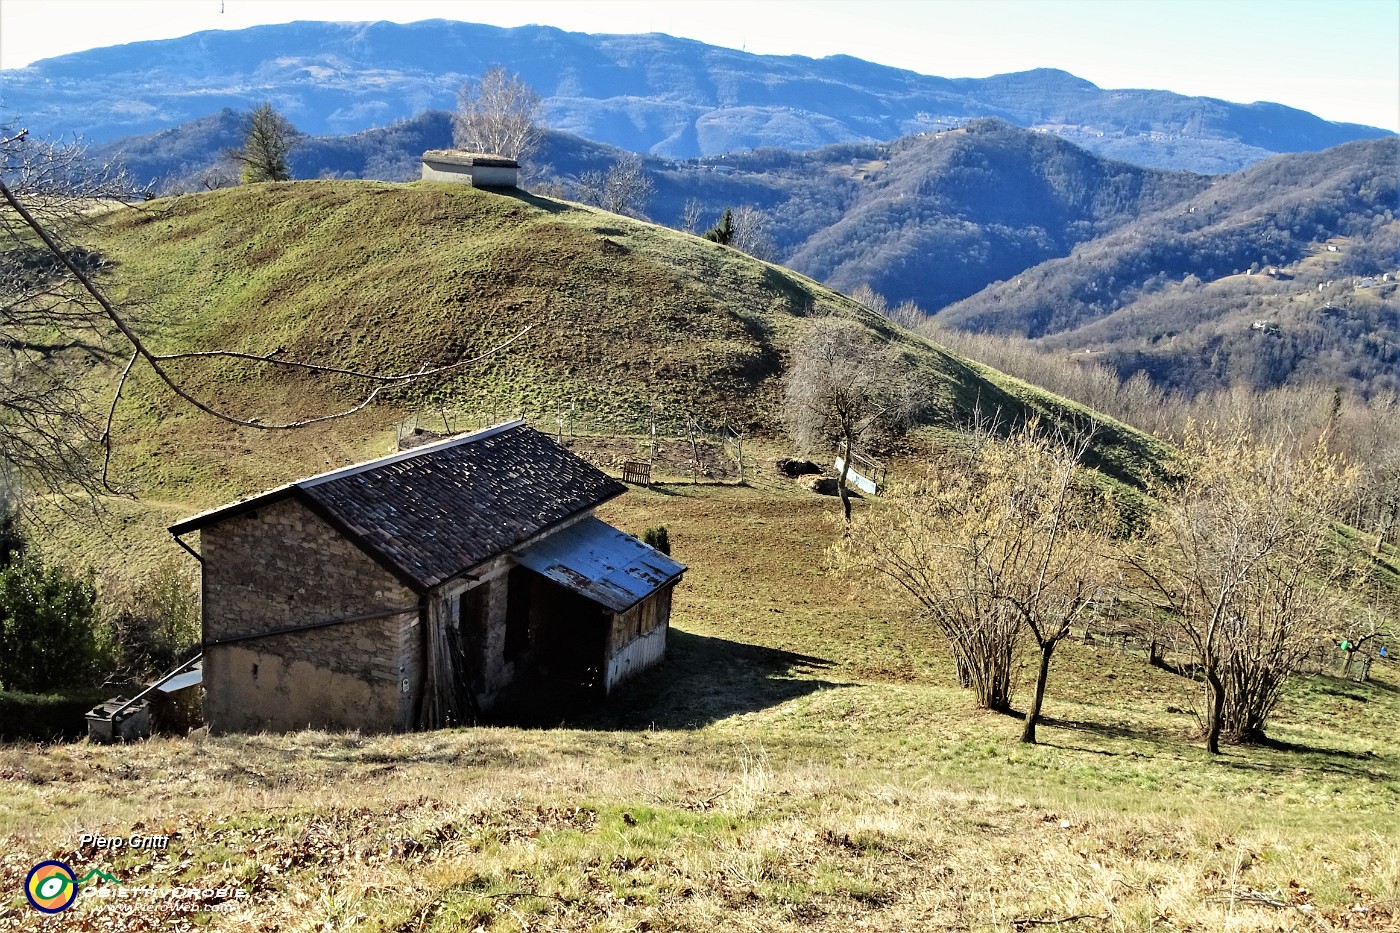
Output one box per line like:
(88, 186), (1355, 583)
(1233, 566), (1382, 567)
(200, 497), (422, 734)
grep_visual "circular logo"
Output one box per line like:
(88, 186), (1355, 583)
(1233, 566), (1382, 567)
(25, 861), (78, 913)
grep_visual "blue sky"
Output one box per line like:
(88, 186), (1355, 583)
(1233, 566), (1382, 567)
(2, 0), (1397, 131)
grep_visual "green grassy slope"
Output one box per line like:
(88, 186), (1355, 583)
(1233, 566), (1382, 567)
(74, 180), (1166, 519)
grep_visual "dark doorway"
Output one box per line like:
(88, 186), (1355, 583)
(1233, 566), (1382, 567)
(524, 573), (609, 703)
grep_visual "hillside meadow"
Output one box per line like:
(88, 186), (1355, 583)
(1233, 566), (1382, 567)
(1, 179), (1395, 930)
(28, 178), (1165, 581)
(3, 483), (1397, 932)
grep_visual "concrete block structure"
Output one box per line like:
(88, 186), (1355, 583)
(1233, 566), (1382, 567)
(420, 149), (520, 187)
(169, 422), (683, 734)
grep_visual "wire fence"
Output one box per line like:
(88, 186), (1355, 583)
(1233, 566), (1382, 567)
(393, 405), (793, 490)
(1079, 625), (1383, 683)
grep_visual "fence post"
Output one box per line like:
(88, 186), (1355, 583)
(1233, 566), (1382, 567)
(687, 416), (700, 485)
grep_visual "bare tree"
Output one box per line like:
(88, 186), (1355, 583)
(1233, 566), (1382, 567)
(836, 444), (1019, 712)
(784, 317), (926, 521)
(680, 197), (705, 234)
(0, 127), (136, 500)
(848, 285), (924, 330)
(453, 65), (542, 165)
(1001, 426), (1119, 743)
(839, 421), (1118, 733)
(1126, 432), (1361, 752)
(574, 154), (654, 218)
(730, 205), (774, 260)
(888, 300), (924, 330)
(847, 284), (889, 317)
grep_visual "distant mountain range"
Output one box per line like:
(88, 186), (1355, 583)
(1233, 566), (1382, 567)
(4, 19), (1391, 173)
(937, 137), (1400, 394)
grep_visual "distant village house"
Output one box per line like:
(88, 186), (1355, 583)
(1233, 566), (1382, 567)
(169, 422), (684, 734)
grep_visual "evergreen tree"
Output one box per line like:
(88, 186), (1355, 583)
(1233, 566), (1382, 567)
(702, 207), (734, 245)
(0, 551), (99, 693)
(233, 102), (296, 184)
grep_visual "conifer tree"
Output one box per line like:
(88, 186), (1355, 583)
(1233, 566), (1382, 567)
(702, 207), (734, 245)
(233, 102), (295, 184)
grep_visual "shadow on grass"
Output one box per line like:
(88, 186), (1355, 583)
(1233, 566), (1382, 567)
(1039, 715), (1172, 749)
(496, 629), (842, 731)
(1209, 744), (1394, 784)
(494, 188), (578, 215)
(1318, 669), (1399, 696)
(1252, 735), (1381, 760)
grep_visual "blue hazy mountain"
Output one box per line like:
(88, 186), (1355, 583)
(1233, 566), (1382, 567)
(3, 19), (1390, 172)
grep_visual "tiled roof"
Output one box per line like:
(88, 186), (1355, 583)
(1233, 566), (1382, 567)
(170, 422), (626, 592)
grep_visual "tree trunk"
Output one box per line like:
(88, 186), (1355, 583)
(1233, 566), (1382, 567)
(1205, 667), (1225, 755)
(1375, 509), (1394, 554)
(1020, 640), (1056, 744)
(954, 652), (972, 688)
(1148, 639), (1167, 669)
(838, 431), (854, 523)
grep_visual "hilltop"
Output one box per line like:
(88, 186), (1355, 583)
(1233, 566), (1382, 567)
(100, 117), (1398, 397)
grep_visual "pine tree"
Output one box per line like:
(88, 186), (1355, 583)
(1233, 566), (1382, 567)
(702, 207), (734, 245)
(233, 102), (295, 184)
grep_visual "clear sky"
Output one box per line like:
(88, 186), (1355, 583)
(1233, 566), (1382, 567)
(1, 0), (1397, 131)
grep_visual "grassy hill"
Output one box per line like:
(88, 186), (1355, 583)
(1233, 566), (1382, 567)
(38, 177), (1166, 576)
(95, 120), (1399, 400)
(4, 181), (1397, 931)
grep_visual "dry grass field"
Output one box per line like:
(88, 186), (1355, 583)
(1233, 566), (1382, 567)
(3, 483), (1396, 932)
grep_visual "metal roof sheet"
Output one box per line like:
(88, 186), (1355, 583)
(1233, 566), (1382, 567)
(157, 664), (203, 693)
(515, 516), (686, 613)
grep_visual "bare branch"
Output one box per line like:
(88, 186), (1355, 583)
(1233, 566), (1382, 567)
(1, 174), (534, 432)
(100, 349), (139, 494)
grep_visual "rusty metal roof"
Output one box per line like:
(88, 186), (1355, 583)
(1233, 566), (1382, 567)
(170, 422), (626, 593)
(515, 516), (686, 614)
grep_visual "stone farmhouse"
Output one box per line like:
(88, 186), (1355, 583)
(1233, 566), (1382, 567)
(169, 422), (684, 734)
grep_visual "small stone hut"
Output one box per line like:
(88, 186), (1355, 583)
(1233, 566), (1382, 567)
(420, 149), (519, 187)
(169, 422), (684, 734)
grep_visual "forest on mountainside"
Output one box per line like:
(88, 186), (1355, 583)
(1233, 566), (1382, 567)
(91, 107), (1399, 398)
